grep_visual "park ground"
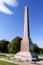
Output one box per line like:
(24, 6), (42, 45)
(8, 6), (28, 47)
(0, 53), (43, 65)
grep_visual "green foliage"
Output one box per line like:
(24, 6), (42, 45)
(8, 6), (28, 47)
(32, 43), (41, 54)
(0, 37), (43, 54)
(0, 40), (10, 53)
(8, 42), (14, 53)
(8, 36), (22, 54)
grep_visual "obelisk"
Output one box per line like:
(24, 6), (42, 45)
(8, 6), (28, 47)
(21, 6), (32, 52)
(14, 6), (38, 61)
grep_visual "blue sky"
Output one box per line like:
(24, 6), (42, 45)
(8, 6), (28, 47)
(0, 0), (43, 48)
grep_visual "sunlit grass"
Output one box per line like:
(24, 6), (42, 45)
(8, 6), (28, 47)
(0, 60), (18, 65)
(0, 53), (15, 58)
(0, 54), (6, 58)
(38, 53), (43, 57)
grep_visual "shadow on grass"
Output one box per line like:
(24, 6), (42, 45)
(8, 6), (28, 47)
(32, 57), (43, 64)
(38, 58), (43, 61)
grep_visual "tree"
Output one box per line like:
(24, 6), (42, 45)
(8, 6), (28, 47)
(8, 36), (22, 53)
(0, 39), (10, 53)
(32, 43), (41, 54)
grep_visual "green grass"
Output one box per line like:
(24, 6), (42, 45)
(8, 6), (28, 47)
(38, 53), (43, 57)
(0, 60), (18, 65)
(0, 54), (6, 58)
(0, 53), (15, 58)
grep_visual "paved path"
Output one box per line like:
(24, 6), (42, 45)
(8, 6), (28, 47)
(0, 58), (43, 65)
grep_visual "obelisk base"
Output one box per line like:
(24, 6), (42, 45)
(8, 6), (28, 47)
(14, 52), (38, 61)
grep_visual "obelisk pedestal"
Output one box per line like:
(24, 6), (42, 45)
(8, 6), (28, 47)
(14, 6), (38, 61)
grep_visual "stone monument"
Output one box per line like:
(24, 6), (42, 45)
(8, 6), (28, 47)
(14, 6), (38, 61)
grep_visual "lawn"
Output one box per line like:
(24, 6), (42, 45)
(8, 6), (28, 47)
(0, 60), (18, 65)
(38, 53), (43, 57)
(0, 53), (14, 58)
(0, 54), (6, 58)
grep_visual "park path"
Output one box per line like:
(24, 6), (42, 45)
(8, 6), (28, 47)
(0, 58), (32, 65)
(0, 58), (43, 65)
(0, 58), (35, 65)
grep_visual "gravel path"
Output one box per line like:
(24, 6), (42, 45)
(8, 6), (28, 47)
(0, 58), (43, 65)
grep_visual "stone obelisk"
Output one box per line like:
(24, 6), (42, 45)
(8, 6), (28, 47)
(21, 6), (32, 52)
(14, 6), (38, 61)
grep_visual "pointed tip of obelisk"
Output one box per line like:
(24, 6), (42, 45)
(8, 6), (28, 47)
(25, 5), (28, 9)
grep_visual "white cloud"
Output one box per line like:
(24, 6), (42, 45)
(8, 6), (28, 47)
(0, 0), (18, 14)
